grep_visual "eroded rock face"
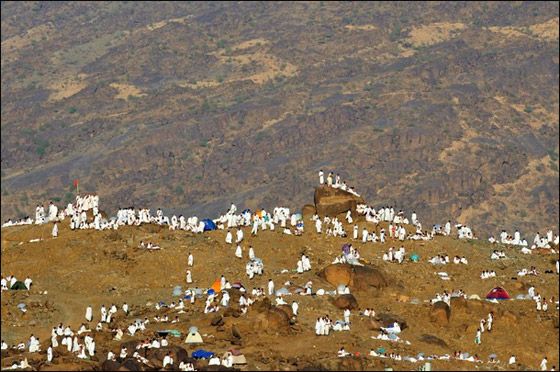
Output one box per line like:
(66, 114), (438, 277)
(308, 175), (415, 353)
(314, 185), (364, 217)
(319, 264), (388, 292)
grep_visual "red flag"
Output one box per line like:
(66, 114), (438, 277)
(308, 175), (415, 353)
(74, 179), (79, 187)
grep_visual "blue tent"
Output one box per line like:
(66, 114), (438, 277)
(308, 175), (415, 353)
(202, 219), (216, 231)
(192, 350), (214, 359)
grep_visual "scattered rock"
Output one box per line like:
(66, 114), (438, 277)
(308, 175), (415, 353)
(210, 315), (224, 326)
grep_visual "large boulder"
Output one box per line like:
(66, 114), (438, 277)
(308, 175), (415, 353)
(331, 294), (359, 310)
(314, 185), (364, 217)
(277, 304), (294, 319)
(147, 346), (189, 364)
(262, 308), (291, 331)
(319, 264), (388, 292)
(376, 313), (408, 331)
(248, 297), (272, 314)
(430, 301), (451, 324)
(419, 334), (448, 348)
(101, 361), (122, 371)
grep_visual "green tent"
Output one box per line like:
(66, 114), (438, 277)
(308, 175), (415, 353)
(10, 281), (28, 290)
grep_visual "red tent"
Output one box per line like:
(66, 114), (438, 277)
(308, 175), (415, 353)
(486, 286), (510, 300)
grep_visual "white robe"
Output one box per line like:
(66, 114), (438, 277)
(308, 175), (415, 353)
(86, 307), (93, 322)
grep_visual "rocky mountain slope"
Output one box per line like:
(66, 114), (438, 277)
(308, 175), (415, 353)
(1, 1), (559, 236)
(1, 211), (558, 371)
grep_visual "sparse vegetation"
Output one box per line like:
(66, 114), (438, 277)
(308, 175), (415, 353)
(68, 106), (78, 114)
(174, 185), (184, 195)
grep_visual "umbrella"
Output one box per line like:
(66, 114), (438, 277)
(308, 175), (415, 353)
(341, 244), (351, 254)
(489, 354), (497, 358)
(232, 282), (242, 289)
(207, 289), (215, 295)
(276, 287), (290, 296)
(251, 257), (263, 264)
(378, 348), (386, 353)
(337, 284), (346, 293)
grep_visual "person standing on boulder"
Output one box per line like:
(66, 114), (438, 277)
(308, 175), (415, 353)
(268, 279), (275, 296)
(327, 172), (333, 187)
(319, 170), (324, 185)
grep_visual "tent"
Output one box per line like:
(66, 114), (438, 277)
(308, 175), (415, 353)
(223, 349), (247, 365)
(295, 213), (303, 220)
(210, 280), (222, 293)
(10, 281), (28, 290)
(191, 350), (214, 359)
(202, 219), (216, 231)
(486, 286), (510, 300)
(185, 329), (203, 344)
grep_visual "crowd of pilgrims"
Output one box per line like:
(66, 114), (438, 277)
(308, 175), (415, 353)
(1, 171), (559, 371)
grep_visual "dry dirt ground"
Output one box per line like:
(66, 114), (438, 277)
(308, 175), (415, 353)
(1, 208), (559, 371)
